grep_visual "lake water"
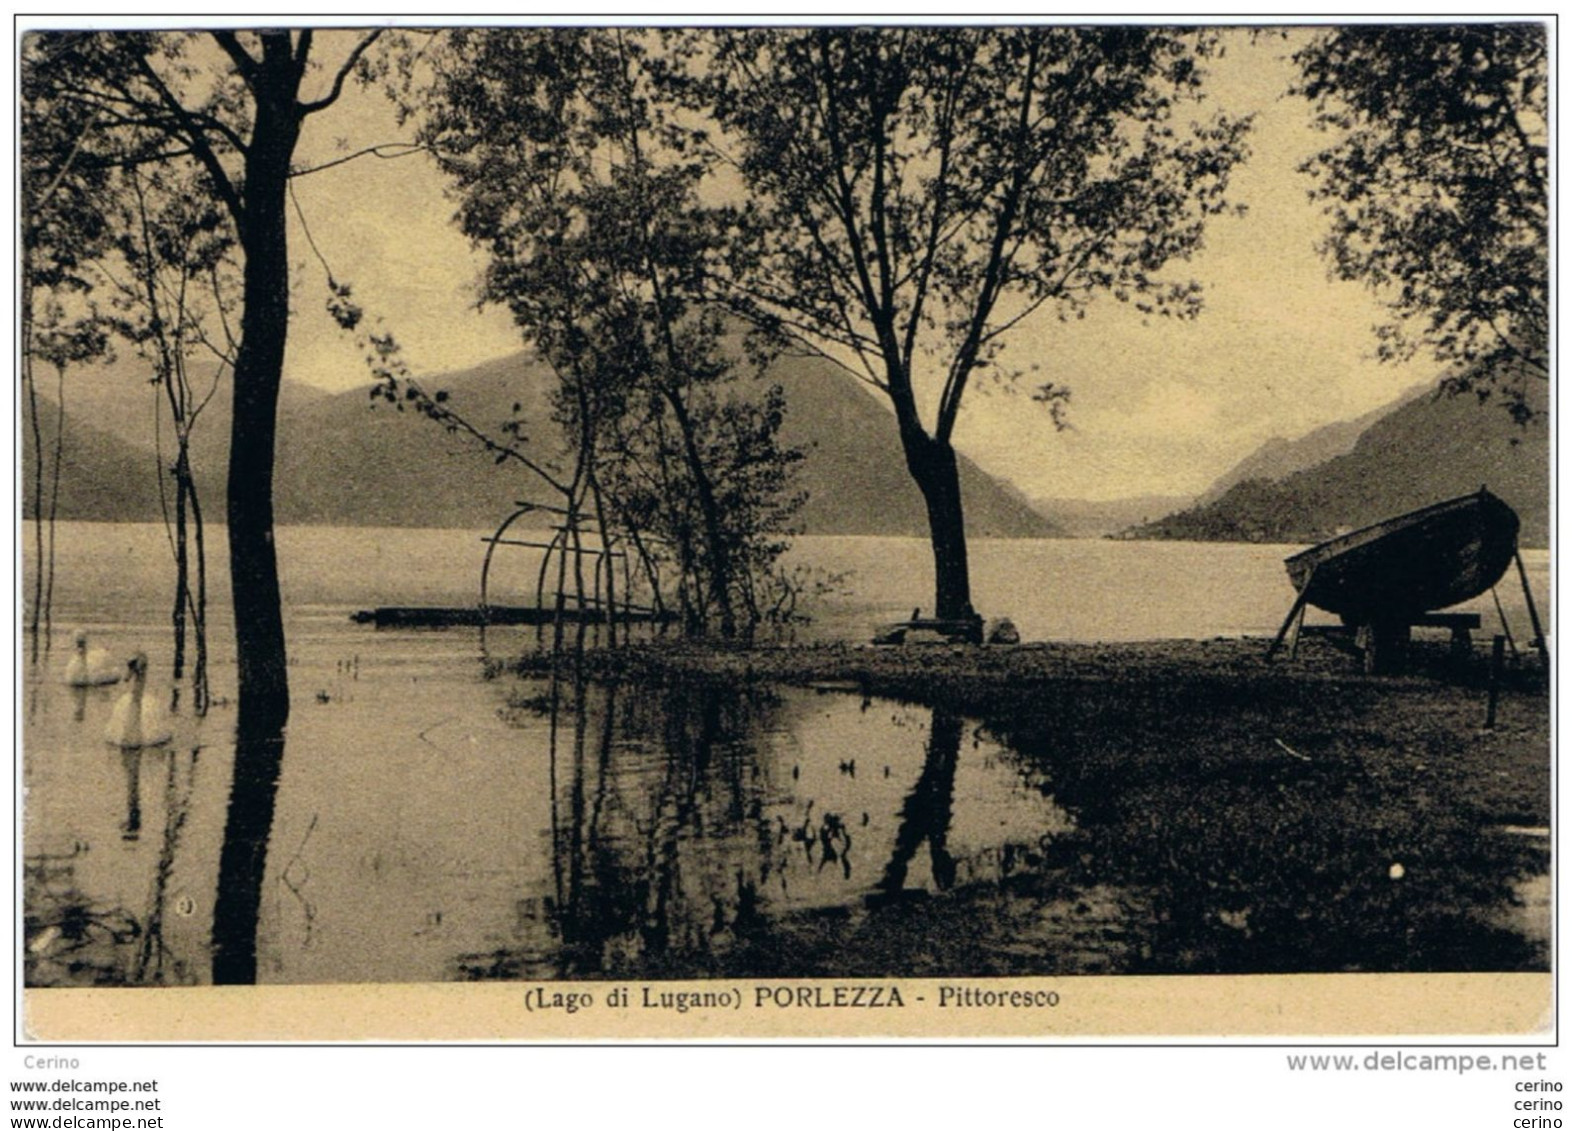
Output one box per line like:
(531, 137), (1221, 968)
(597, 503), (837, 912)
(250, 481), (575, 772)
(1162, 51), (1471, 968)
(20, 523), (1550, 986)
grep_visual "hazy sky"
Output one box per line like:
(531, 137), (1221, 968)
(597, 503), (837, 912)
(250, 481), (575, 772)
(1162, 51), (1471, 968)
(277, 25), (1432, 503)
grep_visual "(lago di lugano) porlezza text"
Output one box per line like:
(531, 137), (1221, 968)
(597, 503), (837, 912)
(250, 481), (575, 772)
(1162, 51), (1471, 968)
(522, 982), (1061, 1014)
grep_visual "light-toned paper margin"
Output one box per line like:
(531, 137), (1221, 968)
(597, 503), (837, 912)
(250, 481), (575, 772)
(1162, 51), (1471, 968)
(14, 14), (1556, 1050)
(22, 974), (1552, 1042)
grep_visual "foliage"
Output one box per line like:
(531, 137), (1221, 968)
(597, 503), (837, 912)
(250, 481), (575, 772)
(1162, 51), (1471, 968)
(684, 27), (1250, 616)
(408, 28), (804, 636)
(693, 28), (1249, 425)
(22, 28), (387, 750)
(96, 162), (241, 712)
(1294, 25), (1548, 423)
(20, 33), (122, 651)
(19, 33), (124, 294)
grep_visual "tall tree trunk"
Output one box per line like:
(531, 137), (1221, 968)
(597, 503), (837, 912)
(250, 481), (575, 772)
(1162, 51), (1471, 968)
(44, 363), (68, 645)
(226, 90), (297, 741)
(211, 60), (299, 985)
(613, 46), (737, 640)
(24, 353), (45, 659)
(902, 429), (972, 622)
(20, 265), (41, 660)
(171, 447), (190, 690)
(661, 388), (737, 637)
(187, 473), (210, 714)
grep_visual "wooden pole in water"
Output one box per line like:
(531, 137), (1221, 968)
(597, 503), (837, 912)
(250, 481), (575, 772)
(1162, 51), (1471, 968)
(1490, 586), (1519, 659)
(622, 547), (633, 629)
(1513, 547), (1549, 668)
(1485, 634), (1505, 729)
(536, 529), (564, 648)
(480, 504), (540, 625)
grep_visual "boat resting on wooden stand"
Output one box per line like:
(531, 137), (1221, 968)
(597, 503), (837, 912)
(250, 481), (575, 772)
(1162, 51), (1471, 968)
(1266, 488), (1542, 673)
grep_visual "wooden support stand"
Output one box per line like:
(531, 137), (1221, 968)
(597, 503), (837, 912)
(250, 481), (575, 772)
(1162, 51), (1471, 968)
(1413, 611), (1482, 659)
(1359, 613), (1480, 674)
(1513, 548), (1549, 670)
(1358, 621), (1409, 675)
(1485, 634), (1506, 728)
(1266, 569), (1316, 662)
(1269, 602), (1481, 674)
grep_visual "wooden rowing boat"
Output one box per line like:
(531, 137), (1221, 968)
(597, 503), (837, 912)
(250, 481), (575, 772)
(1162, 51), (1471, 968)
(1283, 488), (1521, 624)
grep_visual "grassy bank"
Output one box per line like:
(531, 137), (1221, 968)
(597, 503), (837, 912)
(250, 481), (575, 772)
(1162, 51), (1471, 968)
(513, 634), (1543, 721)
(503, 634), (1549, 976)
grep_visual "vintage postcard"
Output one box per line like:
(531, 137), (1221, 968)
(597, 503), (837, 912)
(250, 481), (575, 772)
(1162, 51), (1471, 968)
(17, 19), (1550, 1043)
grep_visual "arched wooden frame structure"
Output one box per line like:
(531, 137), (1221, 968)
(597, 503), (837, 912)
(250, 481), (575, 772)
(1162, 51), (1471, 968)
(479, 501), (670, 643)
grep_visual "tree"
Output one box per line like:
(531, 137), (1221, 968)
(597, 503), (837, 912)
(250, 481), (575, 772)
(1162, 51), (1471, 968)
(25, 28), (384, 983)
(98, 162), (239, 714)
(409, 28), (803, 636)
(19, 34), (117, 655)
(27, 313), (107, 651)
(1294, 25), (1548, 423)
(694, 28), (1249, 621)
(28, 29), (381, 722)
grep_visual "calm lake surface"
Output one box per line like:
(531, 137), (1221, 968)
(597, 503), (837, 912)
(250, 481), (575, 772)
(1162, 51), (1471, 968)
(21, 523), (1550, 985)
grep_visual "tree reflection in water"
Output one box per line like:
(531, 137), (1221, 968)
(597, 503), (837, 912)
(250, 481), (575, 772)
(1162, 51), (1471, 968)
(23, 846), (140, 987)
(871, 705), (961, 904)
(41, 653), (1537, 985)
(544, 678), (776, 977)
(462, 668), (1549, 979)
(136, 745), (202, 984)
(210, 728), (286, 984)
(117, 748), (143, 841)
(454, 677), (792, 979)
(457, 678), (993, 980)
(24, 744), (203, 987)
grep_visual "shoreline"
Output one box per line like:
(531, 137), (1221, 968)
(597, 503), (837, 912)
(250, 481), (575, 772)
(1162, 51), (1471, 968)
(504, 632), (1550, 975)
(509, 633), (1546, 713)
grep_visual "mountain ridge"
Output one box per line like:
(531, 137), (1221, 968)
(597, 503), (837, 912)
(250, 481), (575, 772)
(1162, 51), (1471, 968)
(1122, 385), (1548, 547)
(1029, 493), (1196, 539)
(22, 349), (1063, 539)
(1194, 381), (1433, 507)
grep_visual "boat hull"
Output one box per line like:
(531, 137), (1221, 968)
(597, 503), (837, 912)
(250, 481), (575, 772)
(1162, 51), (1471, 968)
(1284, 490), (1520, 624)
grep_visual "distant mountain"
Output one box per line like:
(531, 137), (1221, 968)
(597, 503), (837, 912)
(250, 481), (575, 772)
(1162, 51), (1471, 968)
(1196, 381), (1431, 505)
(1029, 384), (1437, 541)
(271, 352), (565, 528)
(1122, 384), (1548, 547)
(762, 352), (1061, 538)
(22, 349), (1062, 539)
(19, 396), (165, 522)
(41, 357), (331, 468)
(1030, 494), (1196, 539)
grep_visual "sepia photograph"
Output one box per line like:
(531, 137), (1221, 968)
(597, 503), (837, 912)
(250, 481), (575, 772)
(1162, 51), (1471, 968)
(15, 17), (1551, 1052)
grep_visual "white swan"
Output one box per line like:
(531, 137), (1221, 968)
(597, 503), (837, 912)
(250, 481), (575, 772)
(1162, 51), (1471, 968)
(64, 631), (122, 687)
(104, 653), (172, 749)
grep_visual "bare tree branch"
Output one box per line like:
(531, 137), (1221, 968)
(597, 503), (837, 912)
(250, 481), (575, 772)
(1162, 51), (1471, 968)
(210, 30), (261, 85)
(130, 51), (245, 223)
(289, 141), (431, 178)
(299, 29), (384, 116)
